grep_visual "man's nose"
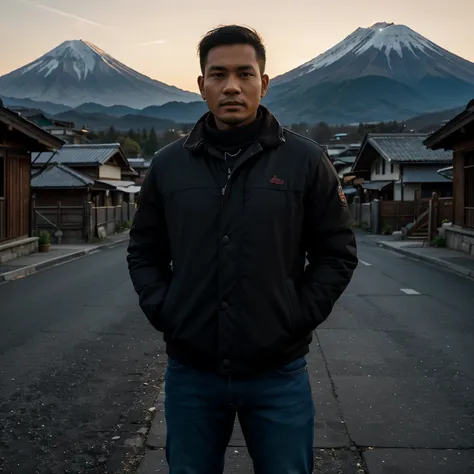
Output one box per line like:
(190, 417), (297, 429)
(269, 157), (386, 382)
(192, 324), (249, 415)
(222, 75), (241, 94)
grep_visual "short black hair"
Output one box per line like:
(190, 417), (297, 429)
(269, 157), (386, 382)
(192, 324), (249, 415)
(198, 25), (266, 74)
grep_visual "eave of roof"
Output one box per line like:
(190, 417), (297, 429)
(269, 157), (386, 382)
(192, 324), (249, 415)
(0, 103), (64, 150)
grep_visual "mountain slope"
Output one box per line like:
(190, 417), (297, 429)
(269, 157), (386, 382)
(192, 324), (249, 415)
(0, 40), (200, 109)
(266, 22), (474, 123)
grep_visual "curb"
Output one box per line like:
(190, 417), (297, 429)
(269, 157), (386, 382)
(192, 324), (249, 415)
(0, 236), (129, 283)
(376, 241), (474, 280)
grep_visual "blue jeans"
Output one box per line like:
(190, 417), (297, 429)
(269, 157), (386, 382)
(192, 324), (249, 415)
(164, 356), (315, 474)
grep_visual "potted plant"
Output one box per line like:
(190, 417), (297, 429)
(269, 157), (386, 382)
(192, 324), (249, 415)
(38, 230), (51, 253)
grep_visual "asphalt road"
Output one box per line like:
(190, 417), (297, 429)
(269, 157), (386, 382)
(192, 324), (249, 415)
(0, 244), (165, 474)
(1, 236), (474, 473)
(320, 235), (474, 473)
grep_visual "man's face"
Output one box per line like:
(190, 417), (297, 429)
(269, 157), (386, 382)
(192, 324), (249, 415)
(198, 44), (269, 130)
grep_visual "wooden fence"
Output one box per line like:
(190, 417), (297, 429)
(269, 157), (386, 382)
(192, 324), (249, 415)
(33, 201), (136, 244)
(351, 195), (453, 238)
(380, 201), (417, 233)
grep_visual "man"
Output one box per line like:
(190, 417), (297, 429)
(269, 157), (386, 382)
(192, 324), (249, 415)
(127, 25), (358, 474)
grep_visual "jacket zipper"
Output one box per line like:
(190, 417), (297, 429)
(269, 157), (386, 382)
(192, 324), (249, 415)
(222, 150), (239, 196)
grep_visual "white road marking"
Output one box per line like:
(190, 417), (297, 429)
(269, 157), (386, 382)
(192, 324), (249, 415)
(359, 260), (372, 266)
(400, 288), (420, 295)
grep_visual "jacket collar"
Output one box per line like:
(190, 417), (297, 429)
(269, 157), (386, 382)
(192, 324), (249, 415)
(183, 105), (285, 153)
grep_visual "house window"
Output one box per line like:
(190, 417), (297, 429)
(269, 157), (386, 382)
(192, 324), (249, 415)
(464, 151), (474, 228)
(391, 163), (394, 174)
(381, 159), (386, 175)
(0, 155), (4, 198)
(375, 158), (380, 174)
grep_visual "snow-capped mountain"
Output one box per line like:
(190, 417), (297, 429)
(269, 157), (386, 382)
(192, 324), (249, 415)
(0, 40), (201, 109)
(265, 22), (474, 124)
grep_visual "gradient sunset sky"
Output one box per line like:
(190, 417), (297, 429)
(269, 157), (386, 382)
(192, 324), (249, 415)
(1, 0), (473, 93)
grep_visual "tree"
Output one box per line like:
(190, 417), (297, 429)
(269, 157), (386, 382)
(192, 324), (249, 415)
(144, 127), (159, 157)
(122, 137), (142, 157)
(104, 126), (118, 143)
(128, 128), (138, 142)
(311, 122), (332, 144)
(161, 129), (181, 146)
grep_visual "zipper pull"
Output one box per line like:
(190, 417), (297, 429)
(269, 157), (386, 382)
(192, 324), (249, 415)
(221, 185), (226, 196)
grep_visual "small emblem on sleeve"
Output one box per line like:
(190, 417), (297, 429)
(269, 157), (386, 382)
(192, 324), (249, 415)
(337, 185), (347, 206)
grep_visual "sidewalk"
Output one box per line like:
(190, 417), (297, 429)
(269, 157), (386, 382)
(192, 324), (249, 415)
(134, 339), (365, 474)
(132, 307), (474, 473)
(364, 234), (474, 279)
(0, 231), (129, 283)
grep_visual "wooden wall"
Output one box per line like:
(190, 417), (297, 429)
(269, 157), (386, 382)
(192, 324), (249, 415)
(453, 151), (465, 227)
(0, 148), (31, 243)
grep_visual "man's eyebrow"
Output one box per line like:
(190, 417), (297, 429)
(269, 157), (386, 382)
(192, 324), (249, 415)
(207, 65), (256, 71)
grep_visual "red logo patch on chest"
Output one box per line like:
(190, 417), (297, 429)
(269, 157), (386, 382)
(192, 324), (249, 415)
(270, 175), (285, 185)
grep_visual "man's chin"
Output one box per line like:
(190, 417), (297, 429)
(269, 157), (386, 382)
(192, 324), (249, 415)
(218, 112), (250, 125)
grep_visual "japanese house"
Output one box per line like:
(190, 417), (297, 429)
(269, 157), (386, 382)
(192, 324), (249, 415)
(0, 101), (64, 263)
(31, 143), (136, 207)
(424, 100), (474, 255)
(350, 134), (452, 202)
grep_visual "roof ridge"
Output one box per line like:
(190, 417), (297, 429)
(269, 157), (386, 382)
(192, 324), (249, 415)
(63, 143), (120, 148)
(49, 162), (93, 185)
(369, 133), (429, 138)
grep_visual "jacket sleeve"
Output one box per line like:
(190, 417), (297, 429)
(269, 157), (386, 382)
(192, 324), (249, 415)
(127, 158), (172, 332)
(300, 151), (358, 330)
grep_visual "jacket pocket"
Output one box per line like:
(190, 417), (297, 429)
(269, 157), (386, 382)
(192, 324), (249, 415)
(160, 279), (179, 334)
(286, 279), (304, 331)
(275, 356), (308, 375)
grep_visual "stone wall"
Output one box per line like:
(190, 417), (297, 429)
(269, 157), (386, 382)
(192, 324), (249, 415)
(0, 237), (39, 264)
(445, 225), (474, 256)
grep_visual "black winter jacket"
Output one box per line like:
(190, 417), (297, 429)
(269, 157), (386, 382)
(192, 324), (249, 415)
(127, 108), (358, 376)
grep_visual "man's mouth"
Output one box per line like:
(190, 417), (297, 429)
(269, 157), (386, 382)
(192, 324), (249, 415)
(221, 102), (244, 107)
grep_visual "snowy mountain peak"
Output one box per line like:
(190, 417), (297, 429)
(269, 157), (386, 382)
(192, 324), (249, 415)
(44, 39), (100, 80)
(267, 21), (474, 125)
(18, 39), (103, 80)
(356, 23), (440, 61)
(370, 22), (394, 31)
(294, 22), (443, 75)
(0, 39), (200, 108)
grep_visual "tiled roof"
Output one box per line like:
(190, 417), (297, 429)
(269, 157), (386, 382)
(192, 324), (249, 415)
(368, 134), (452, 163)
(352, 133), (452, 172)
(32, 143), (123, 165)
(31, 163), (94, 188)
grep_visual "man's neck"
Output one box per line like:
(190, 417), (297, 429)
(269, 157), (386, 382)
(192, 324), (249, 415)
(214, 112), (258, 131)
(204, 108), (264, 152)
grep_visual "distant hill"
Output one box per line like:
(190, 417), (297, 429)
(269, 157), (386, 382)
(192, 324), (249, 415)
(404, 106), (465, 132)
(0, 95), (71, 115)
(140, 101), (208, 122)
(72, 102), (139, 117)
(53, 110), (176, 131)
(68, 100), (208, 123)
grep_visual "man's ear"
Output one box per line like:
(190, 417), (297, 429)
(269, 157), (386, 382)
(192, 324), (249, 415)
(261, 74), (270, 98)
(197, 76), (205, 100)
